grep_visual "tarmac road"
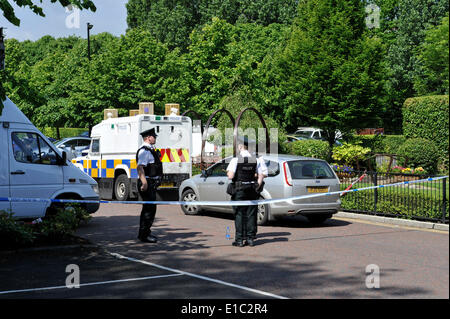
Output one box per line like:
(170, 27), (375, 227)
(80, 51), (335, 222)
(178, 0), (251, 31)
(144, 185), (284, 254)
(76, 203), (448, 299)
(0, 203), (448, 300)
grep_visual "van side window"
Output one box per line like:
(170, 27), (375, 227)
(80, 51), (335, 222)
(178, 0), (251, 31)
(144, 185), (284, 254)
(91, 139), (100, 153)
(12, 132), (58, 165)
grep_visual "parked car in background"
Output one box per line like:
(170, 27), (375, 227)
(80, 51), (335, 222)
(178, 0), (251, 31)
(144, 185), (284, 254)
(179, 154), (341, 225)
(292, 127), (342, 146)
(54, 136), (91, 160)
(285, 135), (308, 143)
(45, 136), (57, 143)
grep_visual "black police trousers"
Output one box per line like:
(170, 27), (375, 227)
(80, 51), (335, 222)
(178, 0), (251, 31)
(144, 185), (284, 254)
(232, 185), (258, 242)
(138, 179), (157, 239)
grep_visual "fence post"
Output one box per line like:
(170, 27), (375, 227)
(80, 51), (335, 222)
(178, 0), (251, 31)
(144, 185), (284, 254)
(373, 172), (378, 215)
(443, 177), (447, 223)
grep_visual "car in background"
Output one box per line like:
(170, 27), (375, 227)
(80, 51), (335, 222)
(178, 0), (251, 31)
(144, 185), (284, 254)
(179, 155), (341, 225)
(285, 135), (308, 143)
(292, 127), (342, 146)
(54, 136), (91, 160)
(46, 136), (57, 143)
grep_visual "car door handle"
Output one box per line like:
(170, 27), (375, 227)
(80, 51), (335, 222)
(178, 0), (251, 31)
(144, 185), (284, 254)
(11, 170), (25, 175)
(218, 181), (225, 185)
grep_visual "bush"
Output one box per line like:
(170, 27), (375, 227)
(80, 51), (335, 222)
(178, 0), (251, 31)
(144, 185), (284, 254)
(289, 139), (331, 160)
(0, 211), (35, 249)
(380, 135), (407, 154)
(403, 95), (449, 171)
(331, 142), (371, 167)
(0, 205), (91, 250)
(396, 138), (439, 174)
(347, 134), (384, 153)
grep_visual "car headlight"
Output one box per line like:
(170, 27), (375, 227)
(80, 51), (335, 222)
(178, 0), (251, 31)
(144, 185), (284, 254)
(91, 184), (99, 195)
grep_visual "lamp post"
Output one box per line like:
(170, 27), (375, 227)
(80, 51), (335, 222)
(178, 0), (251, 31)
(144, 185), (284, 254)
(87, 23), (93, 60)
(0, 27), (5, 70)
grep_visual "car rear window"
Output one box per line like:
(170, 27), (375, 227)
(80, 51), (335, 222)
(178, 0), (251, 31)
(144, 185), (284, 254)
(287, 160), (335, 179)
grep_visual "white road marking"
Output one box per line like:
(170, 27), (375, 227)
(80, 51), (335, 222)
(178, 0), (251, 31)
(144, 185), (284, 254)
(0, 273), (184, 295)
(109, 252), (289, 299)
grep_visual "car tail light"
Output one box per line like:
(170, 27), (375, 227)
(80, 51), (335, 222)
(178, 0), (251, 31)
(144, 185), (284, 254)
(283, 162), (293, 186)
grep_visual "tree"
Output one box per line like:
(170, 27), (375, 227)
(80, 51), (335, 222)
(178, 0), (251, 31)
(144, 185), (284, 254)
(264, 0), (387, 147)
(0, 0), (97, 113)
(414, 14), (449, 95)
(126, 0), (298, 51)
(383, 0), (449, 132)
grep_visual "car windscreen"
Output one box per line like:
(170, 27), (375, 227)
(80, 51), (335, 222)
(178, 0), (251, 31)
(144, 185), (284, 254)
(287, 160), (335, 179)
(295, 130), (313, 138)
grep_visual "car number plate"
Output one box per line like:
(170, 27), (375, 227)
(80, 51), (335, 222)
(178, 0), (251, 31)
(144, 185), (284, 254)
(159, 182), (174, 188)
(307, 186), (329, 193)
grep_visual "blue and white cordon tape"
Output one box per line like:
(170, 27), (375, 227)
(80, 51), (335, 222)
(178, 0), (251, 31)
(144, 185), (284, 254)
(0, 176), (447, 207)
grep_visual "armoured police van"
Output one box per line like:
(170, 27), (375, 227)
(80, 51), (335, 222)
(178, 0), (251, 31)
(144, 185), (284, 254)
(72, 108), (193, 201)
(0, 97), (100, 219)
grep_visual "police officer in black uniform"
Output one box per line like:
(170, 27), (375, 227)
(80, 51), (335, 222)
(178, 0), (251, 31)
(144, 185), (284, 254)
(227, 137), (267, 247)
(136, 128), (163, 243)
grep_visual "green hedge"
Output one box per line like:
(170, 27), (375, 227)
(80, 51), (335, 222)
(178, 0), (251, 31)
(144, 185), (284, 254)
(341, 189), (448, 221)
(39, 127), (88, 140)
(289, 139), (331, 161)
(403, 95), (449, 170)
(397, 138), (440, 174)
(380, 135), (407, 154)
(347, 134), (384, 153)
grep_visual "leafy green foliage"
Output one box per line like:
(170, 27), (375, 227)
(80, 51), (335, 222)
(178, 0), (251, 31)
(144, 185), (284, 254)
(341, 189), (448, 221)
(397, 138), (440, 174)
(0, 205), (91, 250)
(332, 142), (371, 166)
(380, 135), (408, 155)
(0, 211), (35, 249)
(265, 0), (387, 145)
(414, 14), (449, 95)
(126, 0), (298, 51)
(383, 0), (449, 133)
(402, 95), (449, 171)
(289, 139), (331, 161)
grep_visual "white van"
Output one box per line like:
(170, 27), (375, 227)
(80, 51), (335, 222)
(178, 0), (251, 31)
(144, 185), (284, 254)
(72, 109), (192, 201)
(0, 97), (100, 219)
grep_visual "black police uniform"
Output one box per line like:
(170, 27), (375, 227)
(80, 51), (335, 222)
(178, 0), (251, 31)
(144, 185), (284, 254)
(137, 128), (163, 242)
(231, 155), (258, 246)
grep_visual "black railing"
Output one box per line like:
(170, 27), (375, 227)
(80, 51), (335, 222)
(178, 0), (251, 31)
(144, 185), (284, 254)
(337, 171), (448, 224)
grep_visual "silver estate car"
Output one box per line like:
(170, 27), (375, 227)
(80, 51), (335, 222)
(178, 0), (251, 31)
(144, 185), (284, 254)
(179, 154), (341, 225)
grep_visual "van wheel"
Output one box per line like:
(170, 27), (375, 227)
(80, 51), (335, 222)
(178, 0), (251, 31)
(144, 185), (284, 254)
(114, 174), (130, 201)
(45, 195), (79, 219)
(257, 198), (269, 226)
(181, 189), (200, 215)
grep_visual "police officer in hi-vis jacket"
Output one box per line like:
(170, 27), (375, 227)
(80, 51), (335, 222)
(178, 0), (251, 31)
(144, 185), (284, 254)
(226, 137), (268, 247)
(136, 128), (163, 243)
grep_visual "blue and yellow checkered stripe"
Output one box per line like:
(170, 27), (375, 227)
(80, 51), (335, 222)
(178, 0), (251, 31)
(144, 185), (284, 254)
(72, 159), (138, 179)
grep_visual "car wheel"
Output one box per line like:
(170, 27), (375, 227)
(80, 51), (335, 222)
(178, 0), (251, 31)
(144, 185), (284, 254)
(181, 189), (200, 215)
(306, 213), (332, 225)
(114, 174), (130, 201)
(257, 198), (269, 226)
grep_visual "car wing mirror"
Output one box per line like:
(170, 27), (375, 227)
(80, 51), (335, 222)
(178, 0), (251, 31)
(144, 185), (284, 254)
(81, 149), (89, 156)
(58, 151), (67, 166)
(201, 169), (208, 178)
